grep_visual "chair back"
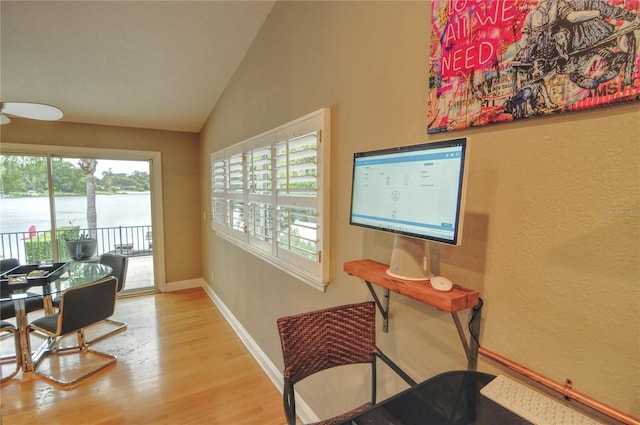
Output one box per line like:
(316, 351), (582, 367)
(0, 258), (20, 302)
(0, 258), (19, 274)
(277, 301), (377, 386)
(100, 254), (128, 292)
(57, 277), (118, 336)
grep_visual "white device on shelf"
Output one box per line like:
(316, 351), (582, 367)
(430, 275), (453, 291)
(480, 374), (604, 425)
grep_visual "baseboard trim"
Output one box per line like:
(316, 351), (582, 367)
(165, 278), (202, 292)
(200, 282), (319, 424)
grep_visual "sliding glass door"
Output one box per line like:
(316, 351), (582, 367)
(1, 151), (158, 293)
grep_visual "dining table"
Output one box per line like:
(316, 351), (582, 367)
(0, 261), (113, 372)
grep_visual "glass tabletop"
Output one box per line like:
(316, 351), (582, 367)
(341, 370), (531, 425)
(1, 262), (113, 300)
(48, 262), (113, 294)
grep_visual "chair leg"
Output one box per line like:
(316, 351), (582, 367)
(32, 329), (117, 387)
(84, 318), (127, 345)
(42, 318), (127, 350)
(1, 323), (21, 383)
(283, 378), (297, 425)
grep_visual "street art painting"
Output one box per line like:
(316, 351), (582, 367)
(428, 0), (640, 134)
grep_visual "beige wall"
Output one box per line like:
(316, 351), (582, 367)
(0, 119), (202, 284)
(200, 1), (639, 421)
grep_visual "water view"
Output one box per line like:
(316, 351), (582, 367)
(0, 193), (152, 263)
(0, 193), (151, 234)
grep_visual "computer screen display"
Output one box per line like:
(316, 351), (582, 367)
(350, 138), (468, 246)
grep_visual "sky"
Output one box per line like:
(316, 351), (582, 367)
(64, 158), (149, 178)
(95, 159), (149, 177)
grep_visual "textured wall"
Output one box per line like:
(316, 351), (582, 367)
(200, 1), (639, 421)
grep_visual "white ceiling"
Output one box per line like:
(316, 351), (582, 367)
(1, 1), (275, 133)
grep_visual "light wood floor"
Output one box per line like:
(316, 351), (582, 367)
(1, 288), (286, 425)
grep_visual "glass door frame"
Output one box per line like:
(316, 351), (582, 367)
(0, 143), (166, 292)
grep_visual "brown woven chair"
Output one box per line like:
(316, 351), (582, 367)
(277, 301), (416, 425)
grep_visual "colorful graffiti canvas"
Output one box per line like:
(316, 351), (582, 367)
(428, 0), (640, 134)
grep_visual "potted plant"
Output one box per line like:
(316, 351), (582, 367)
(62, 228), (97, 261)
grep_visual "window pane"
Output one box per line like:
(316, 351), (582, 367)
(249, 146), (272, 195)
(277, 206), (318, 261)
(0, 154), (54, 263)
(276, 131), (318, 196)
(51, 157), (154, 291)
(212, 197), (227, 226)
(248, 202), (273, 243)
(229, 153), (244, 193)
(212, 159), (227, 193)
(230, 200), (245, 232)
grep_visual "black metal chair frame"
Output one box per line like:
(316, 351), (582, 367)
(29, 277), (118, 387)
(277, 302), (416, 425)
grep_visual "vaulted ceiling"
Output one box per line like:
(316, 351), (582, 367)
(1, 1), (275, 133)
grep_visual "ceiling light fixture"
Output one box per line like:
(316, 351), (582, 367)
(0, 101), (64, 125)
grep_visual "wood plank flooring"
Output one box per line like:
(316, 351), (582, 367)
(1, 288), (286, 425)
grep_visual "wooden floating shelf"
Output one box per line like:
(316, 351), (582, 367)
(344, 259), (479, 313)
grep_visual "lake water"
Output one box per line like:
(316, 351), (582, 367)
(0, 193), (151, 234)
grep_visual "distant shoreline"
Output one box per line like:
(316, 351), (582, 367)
(0, 191), (151, 199)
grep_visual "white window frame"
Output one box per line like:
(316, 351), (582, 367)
(211, 108), (330, 291)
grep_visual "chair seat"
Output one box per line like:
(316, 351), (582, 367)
(310, 402), (372, 425)
(29, 313), (59, 333)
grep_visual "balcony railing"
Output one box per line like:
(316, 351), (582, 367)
(0, 225), (153, 264)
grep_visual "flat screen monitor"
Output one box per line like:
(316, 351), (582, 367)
(349, 138), (469, 280)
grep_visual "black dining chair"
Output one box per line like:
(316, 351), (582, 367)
(0, 321), (21, 383)
(84, 253), (129, 345)
(29, 276), (118, 387)
(0, 258), (19, 274)
(276, 302), (416, 425)
(0, 258), (44, 321)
